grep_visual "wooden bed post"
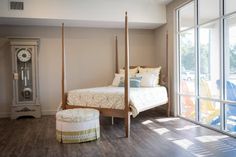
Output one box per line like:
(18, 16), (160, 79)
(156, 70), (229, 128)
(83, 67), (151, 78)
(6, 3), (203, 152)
(115, 36), (119, 73)
(61, 23), (66, 110)
(124, 12), (130, 137)
(111, 36), (119, 125)
(166, 31), (170, 117)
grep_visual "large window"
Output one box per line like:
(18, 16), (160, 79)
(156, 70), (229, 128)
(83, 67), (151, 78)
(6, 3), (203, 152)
(176, 0), (236, 136)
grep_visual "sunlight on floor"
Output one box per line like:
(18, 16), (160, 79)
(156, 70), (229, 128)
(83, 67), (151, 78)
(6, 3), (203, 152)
(172, 139), (194, 150)
(140, 117), (236, 156)
(175, 125), (199, 131)
(167, 137), (178, 141)
(172, 139), (214, 157)
(141, 120), (153, 125)
(140, 116), (236, 157)
(153, 128), (170, 135)
(195, 135), (228, 143)
(156, 117), (180, 122)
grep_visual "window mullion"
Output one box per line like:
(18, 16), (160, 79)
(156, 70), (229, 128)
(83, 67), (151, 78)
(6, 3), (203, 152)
(220, 0), (225, 131)
(195, 0), (200, 122)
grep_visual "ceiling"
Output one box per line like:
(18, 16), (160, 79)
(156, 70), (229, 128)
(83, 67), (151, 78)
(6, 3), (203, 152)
(0, 0), (173, 29)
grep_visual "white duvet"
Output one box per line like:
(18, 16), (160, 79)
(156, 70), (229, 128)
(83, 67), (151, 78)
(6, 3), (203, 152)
(67, 86), (168, 117)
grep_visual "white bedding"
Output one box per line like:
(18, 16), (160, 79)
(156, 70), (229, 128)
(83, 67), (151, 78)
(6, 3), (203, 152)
(67, 86), (168, 117)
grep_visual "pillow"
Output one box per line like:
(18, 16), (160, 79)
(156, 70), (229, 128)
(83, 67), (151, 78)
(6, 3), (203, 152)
(138, 66), (161, 85)
(112, 73), (124, 86)
(118, 77), (142, 88)
(136, 73), (158, 87)
(119, 67), (138, 76)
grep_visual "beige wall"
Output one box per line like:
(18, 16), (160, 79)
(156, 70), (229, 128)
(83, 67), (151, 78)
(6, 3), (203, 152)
(154, 0), (191, 115)
(0, 26), (156, 117)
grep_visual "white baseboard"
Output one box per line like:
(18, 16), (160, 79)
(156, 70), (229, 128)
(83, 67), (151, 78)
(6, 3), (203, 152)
(0, 110), (57, 118)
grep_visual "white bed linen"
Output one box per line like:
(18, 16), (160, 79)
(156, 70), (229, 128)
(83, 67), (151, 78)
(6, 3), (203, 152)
(67, 86), (168, 117)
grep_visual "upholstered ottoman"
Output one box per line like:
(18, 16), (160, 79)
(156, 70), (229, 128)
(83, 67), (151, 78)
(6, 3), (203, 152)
(56, 108), (100, 143)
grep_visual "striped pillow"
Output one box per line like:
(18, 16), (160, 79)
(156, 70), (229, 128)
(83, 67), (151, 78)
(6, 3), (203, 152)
(118, 77), (142, 88)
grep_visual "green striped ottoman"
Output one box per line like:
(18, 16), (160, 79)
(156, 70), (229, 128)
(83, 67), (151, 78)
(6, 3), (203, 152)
(56, 108), (100, 143)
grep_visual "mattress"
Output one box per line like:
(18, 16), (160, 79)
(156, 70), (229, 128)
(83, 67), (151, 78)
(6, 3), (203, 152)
(67, 86), (168, 117)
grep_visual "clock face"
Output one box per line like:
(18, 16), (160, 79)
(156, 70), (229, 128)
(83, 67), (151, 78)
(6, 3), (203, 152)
(17, 49), (31, 62)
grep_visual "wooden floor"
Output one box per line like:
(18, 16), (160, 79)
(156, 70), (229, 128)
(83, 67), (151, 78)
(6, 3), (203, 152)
(0, 109), (236, 157)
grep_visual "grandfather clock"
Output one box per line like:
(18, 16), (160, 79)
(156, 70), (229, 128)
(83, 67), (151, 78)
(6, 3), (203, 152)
(10, 38), (41, 119)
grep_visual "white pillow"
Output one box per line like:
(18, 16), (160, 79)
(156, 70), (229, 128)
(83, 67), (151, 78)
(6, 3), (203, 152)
(136, 73), (158, 87)
(112, 73), (124, 86)
(138, 66), (161, 85)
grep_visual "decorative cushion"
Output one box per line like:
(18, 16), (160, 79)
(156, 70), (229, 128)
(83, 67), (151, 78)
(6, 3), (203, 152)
(56, 108), (100, 143)
(118, 77), (142, 88)
(112, 73), (124, 86)
(136, 73), (158, 87)
(119, 67), (138, 76)
(138, 66), (161, 85)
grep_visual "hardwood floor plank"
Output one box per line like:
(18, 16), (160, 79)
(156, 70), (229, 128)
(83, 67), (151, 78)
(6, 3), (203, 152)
(0, 108), (235, 157)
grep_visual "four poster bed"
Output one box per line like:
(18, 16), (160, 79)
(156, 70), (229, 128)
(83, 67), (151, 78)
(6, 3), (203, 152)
(60, 12), (170, 137)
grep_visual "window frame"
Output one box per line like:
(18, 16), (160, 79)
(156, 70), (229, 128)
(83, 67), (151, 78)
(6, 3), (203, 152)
(175, 0), (236, 137)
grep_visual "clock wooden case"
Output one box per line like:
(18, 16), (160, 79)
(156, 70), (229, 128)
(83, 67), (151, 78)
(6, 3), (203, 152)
(10, 38), (41, 119)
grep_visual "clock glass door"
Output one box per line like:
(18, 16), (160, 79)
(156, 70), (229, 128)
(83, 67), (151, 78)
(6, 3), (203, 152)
(16, 48), (33, 102)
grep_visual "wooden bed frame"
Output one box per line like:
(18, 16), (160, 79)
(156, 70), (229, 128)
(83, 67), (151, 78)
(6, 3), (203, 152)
(61, 12), (170, 137)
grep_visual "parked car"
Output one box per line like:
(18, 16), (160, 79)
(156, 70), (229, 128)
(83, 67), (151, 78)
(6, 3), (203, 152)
(200, 73), (208, 80)
(182, 71), (195, 81)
